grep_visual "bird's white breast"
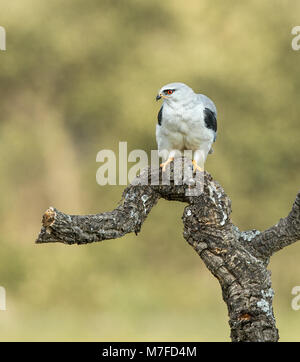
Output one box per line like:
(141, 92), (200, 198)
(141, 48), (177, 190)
(156, 101), (214, 152)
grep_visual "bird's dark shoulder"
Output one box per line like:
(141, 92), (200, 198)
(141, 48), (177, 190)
(157, 105), (163, 126)
(203, 107), (217, 132)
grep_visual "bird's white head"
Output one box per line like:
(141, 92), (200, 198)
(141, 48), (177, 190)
(156, 82), (196, 106)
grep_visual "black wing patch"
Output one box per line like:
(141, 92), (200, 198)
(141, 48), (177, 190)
(203, 107), (217, 133)
(157, 105), (163, 126)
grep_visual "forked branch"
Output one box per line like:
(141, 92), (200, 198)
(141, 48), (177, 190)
(36, 158), (300, 342)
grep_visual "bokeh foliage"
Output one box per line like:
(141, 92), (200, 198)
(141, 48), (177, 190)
(0, 0), (299, 341)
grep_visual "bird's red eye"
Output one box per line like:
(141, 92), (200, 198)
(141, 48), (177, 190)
(167, 90), (173, 95)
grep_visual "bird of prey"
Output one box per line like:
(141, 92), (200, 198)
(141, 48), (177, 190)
(156, 82), (217, 172)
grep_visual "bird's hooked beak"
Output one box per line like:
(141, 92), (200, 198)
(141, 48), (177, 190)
(156, 93), (169, 101)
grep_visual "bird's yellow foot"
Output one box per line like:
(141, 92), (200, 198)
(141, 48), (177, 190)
(192, 160), (204, 173)
(160, 157), (174, 172)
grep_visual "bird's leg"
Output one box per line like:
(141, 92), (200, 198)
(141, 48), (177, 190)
(160, 156), (174, 172)
(193, 146), (211, 173)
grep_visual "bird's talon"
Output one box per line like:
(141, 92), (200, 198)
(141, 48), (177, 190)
(192, 160), (204, 173)
(160, 157), (174, 172)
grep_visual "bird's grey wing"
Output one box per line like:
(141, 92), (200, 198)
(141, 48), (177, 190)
(157, 105), (163, 125)
(203, 107), (217, 133)
(198, 93), (217, 143)
(197, 94), (217, 116)
(203, 107), (217, 144)
(156, 105), (168, 152)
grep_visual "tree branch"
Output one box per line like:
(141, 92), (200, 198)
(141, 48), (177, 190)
(37, 184), (160, 245)
(36, 158), (300, 342)
(36, 159), (201, 245)
(246, 191), (300, 259)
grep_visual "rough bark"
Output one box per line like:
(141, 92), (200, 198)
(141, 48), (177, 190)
(36, 158), (300, 342)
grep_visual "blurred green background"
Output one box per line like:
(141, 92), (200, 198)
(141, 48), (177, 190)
(0, 0), (299, 341)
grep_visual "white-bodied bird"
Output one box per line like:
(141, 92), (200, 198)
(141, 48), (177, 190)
(156, 82), (217, 172)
